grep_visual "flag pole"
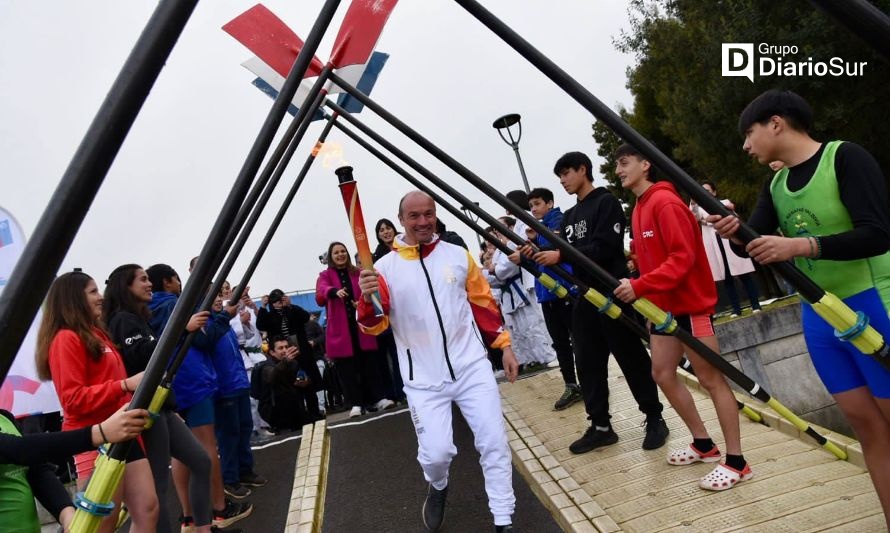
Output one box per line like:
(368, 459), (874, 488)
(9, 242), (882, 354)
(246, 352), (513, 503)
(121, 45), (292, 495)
(69, 2), (342, 530)
(451, 0), (890, 368)
(0, 0), (198, 385)
(323, 96), (845, 459)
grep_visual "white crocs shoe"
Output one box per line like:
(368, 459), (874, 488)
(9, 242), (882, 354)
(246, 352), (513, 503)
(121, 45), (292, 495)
(667, 443), (721, 465)
(699, 463), (753, 491)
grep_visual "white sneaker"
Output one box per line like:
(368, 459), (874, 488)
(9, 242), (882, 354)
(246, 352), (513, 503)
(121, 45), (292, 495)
(493, 370), (506, 379)
(374, 398), (395, 411)
(546, 359), (560, 368)
(349, 406), (362, 418)
(255, 427), (275, 438)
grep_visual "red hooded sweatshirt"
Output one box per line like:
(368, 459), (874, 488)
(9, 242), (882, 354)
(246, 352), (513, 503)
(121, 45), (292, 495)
(630, 181), (716, 315)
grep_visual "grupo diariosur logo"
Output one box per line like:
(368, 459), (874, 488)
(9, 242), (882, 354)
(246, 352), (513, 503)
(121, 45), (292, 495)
(722, 43), (867, 82)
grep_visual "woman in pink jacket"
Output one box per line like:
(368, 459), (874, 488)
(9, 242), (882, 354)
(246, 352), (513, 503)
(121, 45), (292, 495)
(316, 242), (395, 418)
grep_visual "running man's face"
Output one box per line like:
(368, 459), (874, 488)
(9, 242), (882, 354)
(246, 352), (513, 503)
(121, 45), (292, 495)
(399, 192), (437, 245)
(557, 166), (588, 196)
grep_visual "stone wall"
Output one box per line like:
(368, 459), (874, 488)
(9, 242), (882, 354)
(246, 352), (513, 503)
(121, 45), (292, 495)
(714, 303), (853, 436)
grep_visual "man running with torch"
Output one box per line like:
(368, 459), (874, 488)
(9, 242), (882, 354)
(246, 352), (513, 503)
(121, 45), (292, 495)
(355, 188), (519, 533)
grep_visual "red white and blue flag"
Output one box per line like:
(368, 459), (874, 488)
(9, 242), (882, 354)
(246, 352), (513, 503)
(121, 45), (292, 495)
(250, 51), (389, 118)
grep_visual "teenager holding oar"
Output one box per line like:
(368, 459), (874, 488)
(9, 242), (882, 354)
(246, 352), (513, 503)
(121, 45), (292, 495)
(711, 89), (890, 522)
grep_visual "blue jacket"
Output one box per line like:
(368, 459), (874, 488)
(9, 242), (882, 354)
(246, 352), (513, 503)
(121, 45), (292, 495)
(533, 208), (574, 303)
(209, 314), (250, 398)
(148, 291), (178, 336)
(151, 294), (228, 411)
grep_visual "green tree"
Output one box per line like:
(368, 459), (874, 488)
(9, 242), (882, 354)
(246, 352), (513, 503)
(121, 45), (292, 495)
(600, 0), (890, 219)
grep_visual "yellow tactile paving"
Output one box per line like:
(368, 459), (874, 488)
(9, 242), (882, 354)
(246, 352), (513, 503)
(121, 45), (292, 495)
(499, 363), (885, 532)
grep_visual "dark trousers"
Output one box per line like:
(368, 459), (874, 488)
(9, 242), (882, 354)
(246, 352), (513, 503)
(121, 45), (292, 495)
(541, 298), (577, 385)
(334, 349), (385, 407)
(377, 330), (406, 401)
(214, 391), (255, 485)
(571, 298), (663, 427)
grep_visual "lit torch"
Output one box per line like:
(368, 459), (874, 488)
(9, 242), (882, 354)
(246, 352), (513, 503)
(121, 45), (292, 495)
(335, 165), (383, 316)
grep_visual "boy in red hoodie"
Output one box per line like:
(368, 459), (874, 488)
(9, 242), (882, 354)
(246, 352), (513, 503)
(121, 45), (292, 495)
(612, 143), (751, 491)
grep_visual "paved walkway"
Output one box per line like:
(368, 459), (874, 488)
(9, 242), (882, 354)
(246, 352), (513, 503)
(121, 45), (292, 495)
(500, 365), (885, 532)
(322, 407), (560, 532)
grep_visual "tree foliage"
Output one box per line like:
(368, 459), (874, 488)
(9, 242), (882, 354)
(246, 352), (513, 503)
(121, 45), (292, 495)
(594, 0), (890, 219)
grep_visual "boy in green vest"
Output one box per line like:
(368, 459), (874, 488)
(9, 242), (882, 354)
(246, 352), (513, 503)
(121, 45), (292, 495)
(711, 89), (890, 525)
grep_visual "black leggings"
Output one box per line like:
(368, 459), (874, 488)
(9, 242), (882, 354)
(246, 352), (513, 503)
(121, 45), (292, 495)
(142, 409), (212, 529)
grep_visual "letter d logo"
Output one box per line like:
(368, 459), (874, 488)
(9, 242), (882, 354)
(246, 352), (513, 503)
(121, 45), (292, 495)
(722, 43), (754, 82)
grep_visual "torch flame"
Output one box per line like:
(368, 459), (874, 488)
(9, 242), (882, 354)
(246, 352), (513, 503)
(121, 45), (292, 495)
(318, 141), (349, 169)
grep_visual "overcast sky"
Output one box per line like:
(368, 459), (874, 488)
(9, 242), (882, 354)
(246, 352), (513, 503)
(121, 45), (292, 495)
(0, 0), (637, 296)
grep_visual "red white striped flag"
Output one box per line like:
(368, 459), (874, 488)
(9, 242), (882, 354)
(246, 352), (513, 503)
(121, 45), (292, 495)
(222, 4), (326, 78)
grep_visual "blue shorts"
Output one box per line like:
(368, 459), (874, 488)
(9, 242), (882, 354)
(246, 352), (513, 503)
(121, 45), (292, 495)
(803, 288), (890, 397)
(180, 396), (215, 428)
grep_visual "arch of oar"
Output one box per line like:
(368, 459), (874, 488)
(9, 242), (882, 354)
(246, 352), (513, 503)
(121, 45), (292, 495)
(0, 1), (887, 531)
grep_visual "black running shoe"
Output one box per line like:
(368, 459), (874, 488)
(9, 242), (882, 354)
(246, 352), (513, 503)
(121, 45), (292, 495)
(495, 525), (515, 532)
(212, 500), (253, 528)
(553, 385), (582, 410)
(223, 483), (251, 500)
(642, 417), (669, 450)
(569, 426), (619, 454)
(422, 484), (448, 531)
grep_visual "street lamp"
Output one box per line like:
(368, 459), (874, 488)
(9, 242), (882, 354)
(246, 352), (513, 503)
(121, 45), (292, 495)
(492, 113), (530, 193)
(460, 201), (485, 250)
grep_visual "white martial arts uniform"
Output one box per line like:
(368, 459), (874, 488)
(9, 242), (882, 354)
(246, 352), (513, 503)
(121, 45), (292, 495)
(358, 234), (516, 525)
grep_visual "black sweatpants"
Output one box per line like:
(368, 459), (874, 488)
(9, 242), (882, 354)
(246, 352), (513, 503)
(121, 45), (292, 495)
(571, 298), (663, 427)
(541, 298), (577, 385)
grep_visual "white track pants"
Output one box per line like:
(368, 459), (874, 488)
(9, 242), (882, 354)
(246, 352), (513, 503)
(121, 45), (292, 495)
(405, 357), (515, 525)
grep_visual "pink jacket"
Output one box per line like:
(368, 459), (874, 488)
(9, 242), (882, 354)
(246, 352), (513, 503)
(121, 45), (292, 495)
(315, 267), (378, 358)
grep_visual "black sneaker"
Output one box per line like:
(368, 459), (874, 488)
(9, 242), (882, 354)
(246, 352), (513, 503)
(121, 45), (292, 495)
(495, 525), (515, 532)
(239, 471), (268, 487)
(553, 385), (582, 410)
(569, 426), (619, 454)
(422, 484), (448, 531)
(213, 500), (253, 528)
(642, 417), (669, 450)
(224, 483), (251, 499)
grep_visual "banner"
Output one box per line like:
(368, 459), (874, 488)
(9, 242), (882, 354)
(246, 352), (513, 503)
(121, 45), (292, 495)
(0, 207), (61, 417)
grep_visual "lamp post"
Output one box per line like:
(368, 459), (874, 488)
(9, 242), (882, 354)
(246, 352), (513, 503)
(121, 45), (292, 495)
(492, 113), (530, 193)
(460, 201), (485, 250)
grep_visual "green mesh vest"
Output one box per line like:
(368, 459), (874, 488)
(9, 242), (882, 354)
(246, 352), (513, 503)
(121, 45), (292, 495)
(770, 140), (890, 305)
(0, 414), (41, 532)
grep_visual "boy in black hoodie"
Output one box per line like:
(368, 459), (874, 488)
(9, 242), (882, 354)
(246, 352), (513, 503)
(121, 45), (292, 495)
(533, 151), (667, 454)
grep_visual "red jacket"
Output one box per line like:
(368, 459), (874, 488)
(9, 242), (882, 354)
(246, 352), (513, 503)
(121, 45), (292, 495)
(48, 328), (130, 431)
(630, 181), (716, 315)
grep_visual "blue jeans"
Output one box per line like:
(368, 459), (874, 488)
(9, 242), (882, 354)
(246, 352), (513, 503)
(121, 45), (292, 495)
(214, 391), (255, 485)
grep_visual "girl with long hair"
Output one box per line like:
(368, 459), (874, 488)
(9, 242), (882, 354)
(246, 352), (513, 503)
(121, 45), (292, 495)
(316, 242), (394, 418)
(373, 218), (397, 262)
(35, 271), (158, 533)
(104, 264), (215, 533)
